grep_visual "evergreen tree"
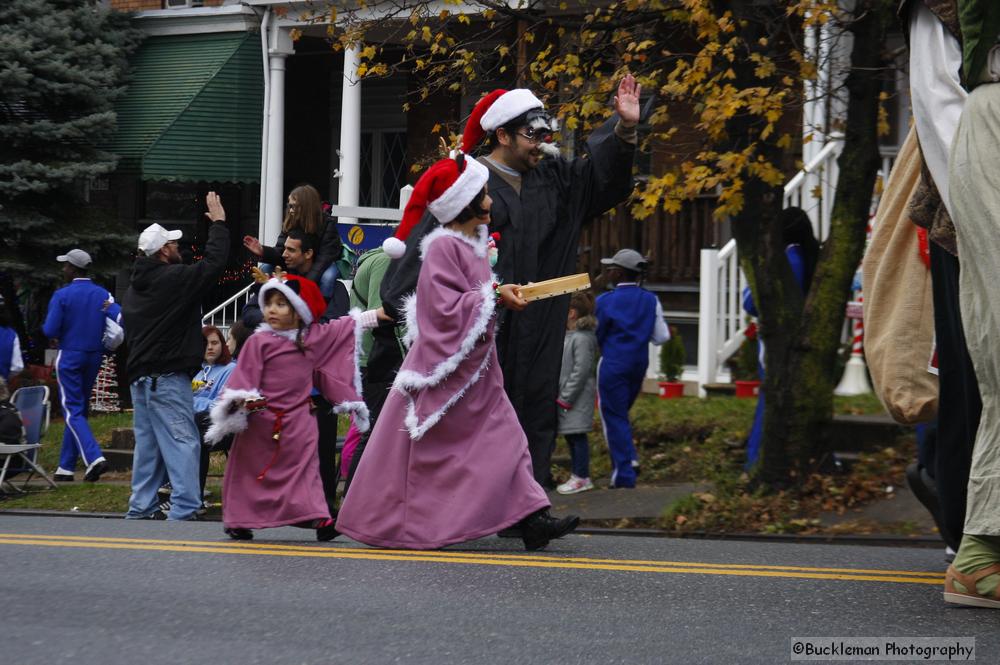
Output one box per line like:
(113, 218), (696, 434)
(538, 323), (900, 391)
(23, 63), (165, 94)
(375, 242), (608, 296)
(0, 0), (141, 285)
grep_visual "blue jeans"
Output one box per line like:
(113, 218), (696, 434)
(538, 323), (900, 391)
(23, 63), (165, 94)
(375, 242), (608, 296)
(125, 373), (202, 520)
(565, 432), (590, 479)
(318, 264), (341, 299)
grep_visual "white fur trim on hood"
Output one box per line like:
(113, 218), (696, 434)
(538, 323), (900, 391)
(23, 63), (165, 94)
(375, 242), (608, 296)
(259, 278), (313, 325)
(419, 224), (489, 261)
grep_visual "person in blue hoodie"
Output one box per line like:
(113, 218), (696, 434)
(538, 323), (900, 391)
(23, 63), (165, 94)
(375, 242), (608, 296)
(42, 249), (121, 482)
(595, 249), (670, 488)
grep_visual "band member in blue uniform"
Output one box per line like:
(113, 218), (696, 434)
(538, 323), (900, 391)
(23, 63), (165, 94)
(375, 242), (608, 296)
(595, 249), (669, 488)
(42, 249), (121, 482)
(0, 295), (24, 381)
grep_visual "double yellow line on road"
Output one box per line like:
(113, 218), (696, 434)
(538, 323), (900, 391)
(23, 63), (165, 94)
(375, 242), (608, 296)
(0, 532), (944, 585)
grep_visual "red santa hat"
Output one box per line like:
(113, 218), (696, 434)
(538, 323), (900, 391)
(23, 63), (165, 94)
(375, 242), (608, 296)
(461, 88), (545, 153)
(382, 154), (489, 259)
(258, 274), (327, 326)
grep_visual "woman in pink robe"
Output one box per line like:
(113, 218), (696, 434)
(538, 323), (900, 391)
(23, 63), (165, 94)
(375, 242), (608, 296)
(207, 275), (377, 540)
(337, 155), (579, 550)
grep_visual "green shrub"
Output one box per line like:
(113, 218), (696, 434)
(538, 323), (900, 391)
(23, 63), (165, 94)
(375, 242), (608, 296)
(659, 327), (685, 381)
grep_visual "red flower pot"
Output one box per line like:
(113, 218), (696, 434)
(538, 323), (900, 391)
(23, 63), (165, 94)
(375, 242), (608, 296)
(734, 380), (761, 398)
(658, 381), (684, 399)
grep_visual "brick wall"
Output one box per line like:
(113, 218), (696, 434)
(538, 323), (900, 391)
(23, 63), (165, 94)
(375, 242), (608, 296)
(109, 0), (161, 10)
(109, 0), (227, 10)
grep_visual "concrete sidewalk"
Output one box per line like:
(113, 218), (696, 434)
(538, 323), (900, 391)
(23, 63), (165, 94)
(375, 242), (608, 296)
(10, 469), (941, 541)
(546, 481), (939, 537)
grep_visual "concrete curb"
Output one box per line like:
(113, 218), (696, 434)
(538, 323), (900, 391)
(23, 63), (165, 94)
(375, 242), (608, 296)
(0, 509), (944, 549)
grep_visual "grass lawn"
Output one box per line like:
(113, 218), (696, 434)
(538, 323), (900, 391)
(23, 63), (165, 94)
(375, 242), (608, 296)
(0, 411), (226, 514)
(4, 392), (901, 533)
(549, 391), (913, 535)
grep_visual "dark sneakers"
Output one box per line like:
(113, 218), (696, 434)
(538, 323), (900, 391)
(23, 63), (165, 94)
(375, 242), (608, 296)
(519, 510), (581, 551)
(83, 458), (108, 482)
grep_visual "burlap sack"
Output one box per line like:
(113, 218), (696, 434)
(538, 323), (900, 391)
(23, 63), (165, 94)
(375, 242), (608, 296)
(862, 125), (938, 424)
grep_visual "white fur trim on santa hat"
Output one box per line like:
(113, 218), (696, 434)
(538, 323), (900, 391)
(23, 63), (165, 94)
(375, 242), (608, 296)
(426, 157), (488, 224)
(258, 277), (313, 325)
(382, 236), (406, 260)
(479, 89), (544, 132)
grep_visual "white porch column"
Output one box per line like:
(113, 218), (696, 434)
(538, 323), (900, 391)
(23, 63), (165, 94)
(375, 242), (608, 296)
(697, 248), (721, 397)
(337, 44), (362, 226)
(263, 27), (294, 244)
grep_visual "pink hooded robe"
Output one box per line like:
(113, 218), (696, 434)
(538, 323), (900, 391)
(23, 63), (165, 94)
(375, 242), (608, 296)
(207, 314), (369, 530)
(336, 225), (550, 549)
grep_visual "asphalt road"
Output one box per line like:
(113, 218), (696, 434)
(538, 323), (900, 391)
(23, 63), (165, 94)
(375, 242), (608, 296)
(1, 515), (992, 664)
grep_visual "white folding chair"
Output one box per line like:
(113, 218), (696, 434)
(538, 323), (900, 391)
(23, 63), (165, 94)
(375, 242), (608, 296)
(1, 385), (56, 493)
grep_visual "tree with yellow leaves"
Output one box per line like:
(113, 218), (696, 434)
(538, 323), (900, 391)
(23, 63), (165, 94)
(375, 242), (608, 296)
(297, 0), (896, 488)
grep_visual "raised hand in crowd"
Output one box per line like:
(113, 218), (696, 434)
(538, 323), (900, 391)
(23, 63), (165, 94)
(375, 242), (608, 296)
(205, 191), (226, 222)
(243, 235), (264, 257)
(614, 74), (642, 128)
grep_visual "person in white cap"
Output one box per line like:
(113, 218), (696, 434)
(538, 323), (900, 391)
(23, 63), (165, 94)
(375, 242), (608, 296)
(42, 248), (121, 482)
(377, 75), (642, 490)
(122, 192), (229, 520)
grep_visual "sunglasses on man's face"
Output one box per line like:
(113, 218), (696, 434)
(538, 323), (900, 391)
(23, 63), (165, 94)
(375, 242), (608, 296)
(516, 128), (553, 144)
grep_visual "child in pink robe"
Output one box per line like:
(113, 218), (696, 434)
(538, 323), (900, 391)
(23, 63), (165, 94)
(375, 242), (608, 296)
(337, 154), (579, 550)
(207, 275), (378, 541)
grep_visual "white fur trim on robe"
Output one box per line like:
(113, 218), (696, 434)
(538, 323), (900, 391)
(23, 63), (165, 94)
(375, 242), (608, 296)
(309, 308), (374, 434)
(206, 388), (264, 444)
(394, 278), (497, 440)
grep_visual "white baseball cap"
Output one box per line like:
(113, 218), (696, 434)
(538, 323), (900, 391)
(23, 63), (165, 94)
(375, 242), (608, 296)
(138, 223), (183, 256)
(57, 249), (92, 269)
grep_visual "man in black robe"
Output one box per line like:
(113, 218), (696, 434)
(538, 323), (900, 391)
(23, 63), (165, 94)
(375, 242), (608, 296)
(369, 77), (640, 489)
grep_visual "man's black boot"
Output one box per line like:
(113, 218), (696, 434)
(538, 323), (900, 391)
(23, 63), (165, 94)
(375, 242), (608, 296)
(519, 509), (580, 551)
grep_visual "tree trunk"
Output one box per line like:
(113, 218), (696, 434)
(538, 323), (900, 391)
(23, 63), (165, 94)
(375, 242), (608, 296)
(731, 0), (894, 487)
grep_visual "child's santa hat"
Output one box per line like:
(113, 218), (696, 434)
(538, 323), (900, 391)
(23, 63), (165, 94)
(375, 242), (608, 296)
(381, 154), (489, 259)
(461, 88), (546, 153)
(258, 274), (327, 326)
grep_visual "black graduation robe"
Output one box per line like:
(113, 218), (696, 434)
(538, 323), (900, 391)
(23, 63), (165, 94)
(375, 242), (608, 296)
(375, 117), (635, 484)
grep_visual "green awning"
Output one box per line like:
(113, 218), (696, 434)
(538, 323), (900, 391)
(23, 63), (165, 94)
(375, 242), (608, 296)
(111, 32), (263, 183)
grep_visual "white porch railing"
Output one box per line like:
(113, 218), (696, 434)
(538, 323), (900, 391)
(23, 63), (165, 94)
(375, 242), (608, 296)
(696, 137), (845, 395)
(695, 138), (897, 395)
(202, 282), (256, 337)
